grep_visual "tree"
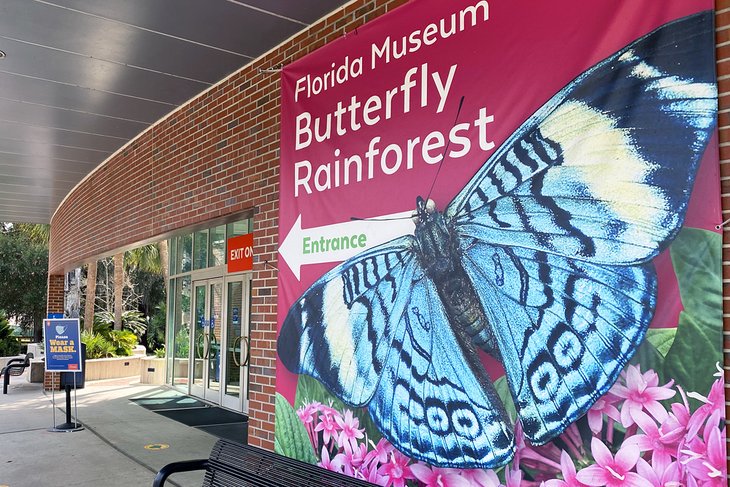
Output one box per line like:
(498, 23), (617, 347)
(84, 260), (97, 331)
(125, 244), (161, 274)
(0, 310), (21, 356)
(0, 225), (49, 339)
(113, 252), (124, 330)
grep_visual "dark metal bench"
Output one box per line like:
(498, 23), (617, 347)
(1, 352), (33, 394)
(153, 438), (375, 486)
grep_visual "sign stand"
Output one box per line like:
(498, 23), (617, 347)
(50, 373), (83, 432)
(44, 318), (84, 433)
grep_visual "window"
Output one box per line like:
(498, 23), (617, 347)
(193, 230), (209, 270)
(209, 225), (226, 268)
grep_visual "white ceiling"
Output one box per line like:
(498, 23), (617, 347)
(0, 0), (350, 223)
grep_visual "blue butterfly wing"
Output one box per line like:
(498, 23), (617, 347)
(447, 11), (716, 265)
(278, 237), (514, 467)
(278, 236), (417, 406)
(367, 272), (514, 468)
(461, 240), (655, 444)
(444, 12), (715, 443)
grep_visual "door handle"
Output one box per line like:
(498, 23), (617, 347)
(232, 336), (242, 367)
(196, 334), (205, 359)
(209, 334), (218, 359)
(241, 336), (250, 368)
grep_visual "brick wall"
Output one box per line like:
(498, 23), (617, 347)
(46, 0), (729, 453)
(47, 0), (407, 451)
(46, 274), (64, 315)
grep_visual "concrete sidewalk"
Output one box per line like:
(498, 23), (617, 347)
(0, 373), (221, 487)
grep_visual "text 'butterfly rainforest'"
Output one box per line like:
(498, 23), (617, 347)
(277, 11), (717, 468)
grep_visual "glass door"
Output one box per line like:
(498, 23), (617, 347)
(189, 278), (223, 403)
(206, 280), (223, 399)
(220, 274), (252, 412)
(189, 282), (207, 398)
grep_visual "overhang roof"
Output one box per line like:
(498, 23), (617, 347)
(0, 0), (349, 223)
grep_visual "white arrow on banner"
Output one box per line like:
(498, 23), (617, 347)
(279, 211), (415, 280)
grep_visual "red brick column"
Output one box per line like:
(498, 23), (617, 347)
(44, 274), (65, 391)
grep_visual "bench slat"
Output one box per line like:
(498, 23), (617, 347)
(200, 439), (375, 487)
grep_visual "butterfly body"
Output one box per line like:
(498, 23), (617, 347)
(412, 196), (502, 357)
(279, 12), (717, 469)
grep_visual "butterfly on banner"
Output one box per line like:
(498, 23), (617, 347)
(277, 11), (717, 468)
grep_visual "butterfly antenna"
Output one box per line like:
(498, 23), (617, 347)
(350, 215), (412, 222)
(349, 96), (464, 223)
(425, 95), (465, 203)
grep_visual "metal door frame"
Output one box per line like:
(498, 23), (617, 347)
(220, 273), (253, 413)
(189, 277), (223, 404)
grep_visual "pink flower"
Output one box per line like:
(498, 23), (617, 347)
(314, 411), (340, 446)
(635, 457), (682, 487)
(360, 464), (388, 486)
(700, 419), (727, 486)
(576, 438), (651, 487)
(377, 450), (415, 487)
(587, 394), (621, 434)
(505, 466), (523, 487)
(513, 420), (562, 473)
(545, 450), (588, 487)
(334, 410), (365, 452)
(341, 441), (369, 473)
(682, 410), (727, 484)
(319, 446), (345, 474)
(296, 402), (319, 425)
(611, 365), (675, 427)
(364, 438), (394, 468)
(623, 410), (678, 466)
(410, 464), (471, 487)
(687, 371), (725, 425)
(460, 468), (501, 487)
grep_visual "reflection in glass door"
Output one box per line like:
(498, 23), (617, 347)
(206, 281), (223, 398)
(189, 279), (223, 402)
(221, 275), (252, 412)
(190, 283), (206, 397)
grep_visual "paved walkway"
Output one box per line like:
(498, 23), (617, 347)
(0, 373), (220, 487)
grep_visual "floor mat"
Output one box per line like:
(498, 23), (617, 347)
(131, 396), (207, 410)
(154, 406), (248, 426)
(196, 422), (248, 444)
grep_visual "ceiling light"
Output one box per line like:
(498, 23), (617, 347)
(0, 50), (5, 59)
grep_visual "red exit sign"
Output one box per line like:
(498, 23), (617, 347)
(227, 233), (253, 272)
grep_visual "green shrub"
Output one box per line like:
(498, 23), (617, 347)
(93, 310), (147, 339)
(0, 310), (20, 357)
(81, 331), (116, 359)
(83, 312), (142, 358)
(174, 326), (189, 358)
(154, 346), (165, 358)
(108, 330), (137, 356)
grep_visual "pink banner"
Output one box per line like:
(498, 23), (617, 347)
(276, 1), (724, 484)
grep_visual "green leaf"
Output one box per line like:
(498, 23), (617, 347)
(669, 228), (722, 323)
(663, 228), (722, 399)
(294, 374), (382, 443)
(644, 328), (676, 357)
(663, 312), (720, 403)
(274, 393), (318, 464)
(294, 373), (347, 411)
(493, 376), (517, 422)
(629, 336), (667, 384)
